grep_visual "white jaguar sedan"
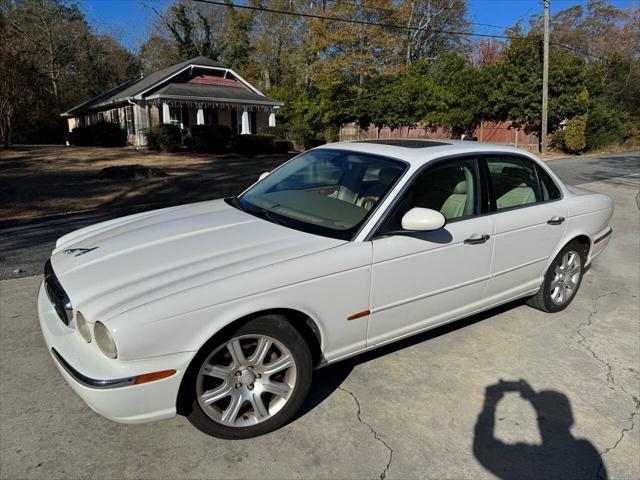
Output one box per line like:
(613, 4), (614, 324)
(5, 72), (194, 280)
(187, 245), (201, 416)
(39, 140), (613, 439)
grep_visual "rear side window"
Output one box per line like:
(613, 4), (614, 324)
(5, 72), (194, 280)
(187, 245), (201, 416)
(486, 157), (542, 210)
(536, 165), (562, 201)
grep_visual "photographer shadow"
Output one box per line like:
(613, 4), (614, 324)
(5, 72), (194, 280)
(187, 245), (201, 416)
(473, 380), (605, 480)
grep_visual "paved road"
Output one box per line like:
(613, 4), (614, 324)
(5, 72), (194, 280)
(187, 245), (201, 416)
(1, 152), (638, 479)
(545, 151), (640, 187)
(1, 151), (639, 281)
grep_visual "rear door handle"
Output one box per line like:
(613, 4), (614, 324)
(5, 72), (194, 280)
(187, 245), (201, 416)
(547, 216), (565, 225)
(464, 234), (490, 245)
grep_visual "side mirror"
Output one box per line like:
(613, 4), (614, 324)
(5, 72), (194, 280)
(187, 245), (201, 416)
(401, 207), (446, 231)
(259, 171), (270, 181)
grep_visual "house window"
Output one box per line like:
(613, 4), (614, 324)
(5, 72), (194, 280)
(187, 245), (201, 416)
(124, 106), (135, 135)
(112, 109), (120, 125)
(169, 107), (181, 125)
(204, 108), (218, 125)
(90, 112), (104, 124)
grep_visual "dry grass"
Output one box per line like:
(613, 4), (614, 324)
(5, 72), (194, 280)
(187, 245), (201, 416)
(0, 145), (293, 223)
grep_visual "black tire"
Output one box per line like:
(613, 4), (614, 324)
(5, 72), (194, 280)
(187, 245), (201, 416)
(184, 314), (312, 439)
(527, 240), (588, 313)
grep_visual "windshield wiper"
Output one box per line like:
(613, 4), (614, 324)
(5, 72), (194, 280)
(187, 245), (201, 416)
(258, 208), (287, 226)
(228, 197), (287, 227)
(225, 196), (245, 212)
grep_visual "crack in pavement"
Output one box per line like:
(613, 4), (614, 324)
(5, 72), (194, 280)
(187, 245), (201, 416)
(339, 386), (394, 480)
(573, 291), (638, 479)
(596, 412), (637, 480)
(575, 292), (620, 389)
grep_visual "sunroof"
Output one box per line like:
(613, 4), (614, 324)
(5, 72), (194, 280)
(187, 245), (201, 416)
(354, 139), (450, 148)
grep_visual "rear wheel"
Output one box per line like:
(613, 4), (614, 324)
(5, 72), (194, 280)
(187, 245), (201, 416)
(185, 315), (312, 439)
(527, 240), (588, 312)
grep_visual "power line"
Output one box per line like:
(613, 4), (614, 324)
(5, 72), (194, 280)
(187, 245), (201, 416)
(188, 0), (614, 62)
(189, 0), (520, 40)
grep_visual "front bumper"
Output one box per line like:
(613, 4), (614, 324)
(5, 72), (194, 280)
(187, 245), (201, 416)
(38, 280), (194, 424)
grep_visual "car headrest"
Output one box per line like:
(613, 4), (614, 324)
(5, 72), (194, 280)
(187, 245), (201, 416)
(502, 167), (532, 185)
(452, 180), (467, 194)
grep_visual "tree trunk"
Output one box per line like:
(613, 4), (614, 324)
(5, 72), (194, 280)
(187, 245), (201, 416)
(262, 67), (271, 91)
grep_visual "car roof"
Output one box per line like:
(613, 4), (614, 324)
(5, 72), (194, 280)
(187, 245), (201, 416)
(318, 139), (539, 165)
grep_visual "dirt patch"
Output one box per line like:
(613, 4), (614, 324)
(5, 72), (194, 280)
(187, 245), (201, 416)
(0, 145), (293, 223)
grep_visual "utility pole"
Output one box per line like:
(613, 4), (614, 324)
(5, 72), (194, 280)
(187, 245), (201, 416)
(541, 0), (550, 153)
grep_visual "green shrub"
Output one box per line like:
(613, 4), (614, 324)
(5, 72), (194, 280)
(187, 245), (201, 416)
(258, 125), (289, 138)
(562, 115), (587, 154)
(236, 134), (278, 154)
(69, 126), (94, 146)
(189, 125), (232, 153)
(273, 138), (293, 153)
(585, 100), (631, 150)
(288, 124), (325, 150)
(551, 129), (565, 151)
(91, 122), (127, 147)
(69, 122), (126, 147)
(147, 124), (181, 152)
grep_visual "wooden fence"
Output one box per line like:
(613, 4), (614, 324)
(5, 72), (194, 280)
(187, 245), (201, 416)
(339, 121), (545, 152)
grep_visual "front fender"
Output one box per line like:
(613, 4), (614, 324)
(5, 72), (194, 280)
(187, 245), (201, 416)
(109, 242), (373, 362)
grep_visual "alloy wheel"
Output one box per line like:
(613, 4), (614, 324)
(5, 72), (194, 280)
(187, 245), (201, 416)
(195, 334), (297, 427)
(549, 250), (582, 305)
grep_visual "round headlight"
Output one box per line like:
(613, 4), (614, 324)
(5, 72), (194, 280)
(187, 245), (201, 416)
(76, 312), (91, 343)
(94, 321), (117, 359)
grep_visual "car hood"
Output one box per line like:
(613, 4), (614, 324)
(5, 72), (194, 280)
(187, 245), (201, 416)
(51, 199), (344, 322)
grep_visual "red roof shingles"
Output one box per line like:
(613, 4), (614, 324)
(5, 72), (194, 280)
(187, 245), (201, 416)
(188, 75), (244, 89)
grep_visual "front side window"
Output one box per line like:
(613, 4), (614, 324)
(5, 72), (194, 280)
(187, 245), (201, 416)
(380, 157), (481, 233)
(487, 156), (542, 210)
(237, 149), (406, 239)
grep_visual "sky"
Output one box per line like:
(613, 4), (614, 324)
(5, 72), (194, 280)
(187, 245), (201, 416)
(80, 0), (637, 52)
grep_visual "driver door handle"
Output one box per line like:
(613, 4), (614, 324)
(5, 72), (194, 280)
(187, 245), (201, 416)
(547, 216), (565, 225)
(464, 233), (490, 245)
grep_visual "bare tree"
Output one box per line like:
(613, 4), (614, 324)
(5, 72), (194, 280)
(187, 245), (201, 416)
(8, 0), (86, 105)
(399, 0), (469, 64)
(0, 38), (31, 148)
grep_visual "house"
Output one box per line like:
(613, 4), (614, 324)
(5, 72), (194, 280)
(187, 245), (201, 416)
(61, 56), (283, 147)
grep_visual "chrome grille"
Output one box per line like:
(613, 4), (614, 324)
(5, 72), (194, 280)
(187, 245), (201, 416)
(44, 260), (73, 325)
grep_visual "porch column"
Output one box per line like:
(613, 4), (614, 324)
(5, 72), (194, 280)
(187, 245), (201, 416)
(162, 103), (170, 124)
(268, 111), (276, 127)
(241, 109), (250, 135)
(197, 105), (205, 125)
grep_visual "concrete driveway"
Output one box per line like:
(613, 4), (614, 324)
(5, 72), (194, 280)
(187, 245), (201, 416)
(1, 155), (638, 479)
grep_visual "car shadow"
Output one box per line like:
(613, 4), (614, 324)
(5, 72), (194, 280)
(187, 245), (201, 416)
(293, 298), (526, 421)
(473, 379), (605, 480)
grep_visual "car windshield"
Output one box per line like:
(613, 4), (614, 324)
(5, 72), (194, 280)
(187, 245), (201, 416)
(236, 148), (406, 240)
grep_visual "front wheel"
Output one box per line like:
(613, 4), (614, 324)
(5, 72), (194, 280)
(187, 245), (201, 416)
(527, 240), (587, 312)
(185, 315), (312, 439)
